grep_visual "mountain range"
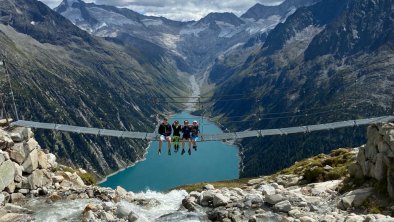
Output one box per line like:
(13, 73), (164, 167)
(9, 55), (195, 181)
(0, 0), (188, 177)
(0, 0), (392, 180)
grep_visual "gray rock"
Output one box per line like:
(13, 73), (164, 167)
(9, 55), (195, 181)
(0, 130), (14, 150)
(18, 189), (29, 195)
(274, 200), (292, 213)
(0, 193), (5, 206)
(212, 193), (230, 207)
(182, 196), (197, 211)
(299, 216), (316, 222)
(100, 211), (115, 221)
(10, 193), (25, 203)
(0, 213), (32, 222)
(199, 191), (215, 206)
(4, 203), (32, 214)
(128, 211), (139, 222)
(47, 153), (57, 168)
(338, 188), (373, 209)
(378, 141), (390, 153)
(9, 143), (27, 164)
(116, 186), (128, 197)
(5, 181), (16, 193)
(258, 184), (276, 196)
(189, 191), (201, 199)
(116, 205), (131, 218)
(14, 163), (23, 183)
(0, 119), (12, 127)
(204, 184), (215, 190)
(265, 194), (285, 205)
(10, 127), (30, 143)
(25, 138), (40, 152)
(349, 163), (364, 179)
(22, 148), (38, 174)
(0, 160), (16, 191)
(37, 150), (48, 169)
(83, 210), (95, 222)
(28, 169), (52, 189)
(373, 153), (386, 180)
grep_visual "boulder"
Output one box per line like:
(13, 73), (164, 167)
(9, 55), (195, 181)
(199, 191), (215, 206)
(37, 150), (48, 169)
(10, 193), (25, 203)
(0, 160), (16, 191)
(116, 186), (128, 197)
(27, 169), (52, 189)
(13, 163), (23, 183)
(47, 153), (57, 168)
(349, 163), (364, 179)
(52, 175), (64, 183)
(5, 182), (16, 193)
(265, 194), (285, 205)
(10, 127), (30, 143)
(0, 130), (13, 150)
(378, 141), (390, 153)
(9, 143), (27, 164)
(338, 188), (373, 209)
(4, 203), (32, 214)
(203, 184), (215, 190)
(22, 148), (38, 174)
(100, 212), (115, 221)
(258, 184), (276, 196)
(299, 216), (316, 222)
(0, 151), (8, 165)
(0, 119), (12, 127)
(274, 200), (292, 213)
(128, 211), (139, 222)
(212, 193), (230, 207)
(0, 213), (32, 222)
(25, 138), (39, 152)
(373, 153), (387, 180)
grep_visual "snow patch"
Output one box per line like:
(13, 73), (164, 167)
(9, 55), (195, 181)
(30, 21), (36, 26)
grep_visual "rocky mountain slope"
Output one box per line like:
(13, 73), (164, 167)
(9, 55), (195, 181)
(2, 121), (394, 222)
(55, 0), (317, 73)
(209, 0), (394, 178)
(0, 0), (188, 177)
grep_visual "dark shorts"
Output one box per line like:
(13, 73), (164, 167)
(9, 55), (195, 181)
(182, 134), (191, 140)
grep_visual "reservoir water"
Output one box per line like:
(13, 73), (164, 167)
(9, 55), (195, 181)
(100, 112), (239, 192)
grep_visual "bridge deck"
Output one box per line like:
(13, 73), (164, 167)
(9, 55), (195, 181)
(10, 116), (394, 141)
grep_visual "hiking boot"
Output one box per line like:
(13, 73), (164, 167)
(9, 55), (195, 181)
(181, 149), (185, 155)
(168, 150), (171, 156)
(158, 149), (161, 155)
(188, 149), (191, 155)
(193, 145), (197, 151)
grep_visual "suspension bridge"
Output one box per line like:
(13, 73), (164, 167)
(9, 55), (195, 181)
(9, 115), (394, 141)
(1, 58), (394, 141)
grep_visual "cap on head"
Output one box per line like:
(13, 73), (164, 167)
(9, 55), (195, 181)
(184, 120), (189, 124)
(174, 120), (179, 124)
(163, 117), (168, 121)
(193, 120), (198, 124)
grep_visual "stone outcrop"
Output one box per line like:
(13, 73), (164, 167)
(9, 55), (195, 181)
(350, 122), (394, 198)
(0, 125), (86, 206)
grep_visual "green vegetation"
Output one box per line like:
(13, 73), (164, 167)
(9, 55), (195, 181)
(78, 172), (97, 186)
(274, 148), (355, 183)
(173, 178), (254, 193)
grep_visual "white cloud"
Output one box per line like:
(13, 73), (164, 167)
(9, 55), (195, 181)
(40, 0), (284, 21)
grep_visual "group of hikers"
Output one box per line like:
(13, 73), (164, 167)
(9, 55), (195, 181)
(158, 117), (199, 155)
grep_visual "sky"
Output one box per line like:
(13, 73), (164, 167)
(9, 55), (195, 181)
(41, 0), (284, 21)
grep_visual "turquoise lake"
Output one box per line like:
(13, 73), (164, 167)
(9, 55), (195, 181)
(100, 112), (239, 192)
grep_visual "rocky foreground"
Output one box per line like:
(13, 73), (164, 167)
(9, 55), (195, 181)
(1, 120), (394, 222)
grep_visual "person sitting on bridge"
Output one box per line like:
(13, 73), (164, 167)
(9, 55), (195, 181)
(181, 120), (192, 155)
(172, 120), (181, 152)
(158, 117), (172, 155)
(191, 120), (200, 151)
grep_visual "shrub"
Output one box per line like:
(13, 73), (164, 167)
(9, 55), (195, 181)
(303, 167), (325, 183)
(78, 172), (97, 185)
